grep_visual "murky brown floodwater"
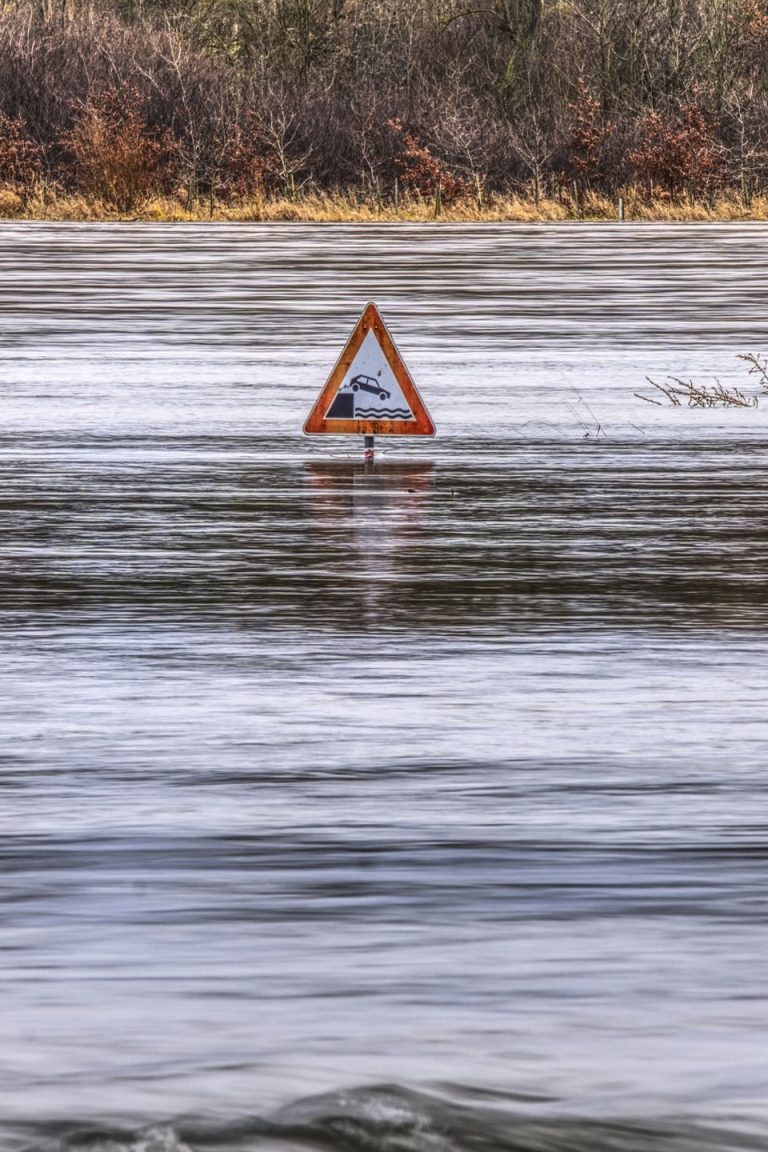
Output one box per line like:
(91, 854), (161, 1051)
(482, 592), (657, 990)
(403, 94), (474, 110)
(1, 223), (768, 1152)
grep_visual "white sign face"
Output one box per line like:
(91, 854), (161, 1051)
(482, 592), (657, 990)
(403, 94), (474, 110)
(324, 330), (415, 422)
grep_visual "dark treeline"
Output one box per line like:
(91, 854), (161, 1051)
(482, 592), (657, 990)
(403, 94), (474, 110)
(1, 0), (768, 211)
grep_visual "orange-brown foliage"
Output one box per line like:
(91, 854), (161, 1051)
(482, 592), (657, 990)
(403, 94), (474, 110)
(215, 112), (291, 201)
(629, 103), (723, 197)
(566, 86), (615, 189)
(62, 87), (176, 212)
(387, 118), (469, 201)
(0, 112), (43, 190)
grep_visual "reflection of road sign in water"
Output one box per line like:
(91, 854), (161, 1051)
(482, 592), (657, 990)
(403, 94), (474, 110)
(304, 303), (436, 436)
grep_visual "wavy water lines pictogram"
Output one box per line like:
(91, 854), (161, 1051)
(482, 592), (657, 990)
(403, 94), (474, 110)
(355, 407), (413, 419)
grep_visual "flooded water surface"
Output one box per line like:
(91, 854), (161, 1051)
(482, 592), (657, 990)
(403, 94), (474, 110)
(2, 223), (768, 1152)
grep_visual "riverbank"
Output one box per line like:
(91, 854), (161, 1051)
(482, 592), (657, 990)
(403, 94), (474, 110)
(3, 187), (768, 223)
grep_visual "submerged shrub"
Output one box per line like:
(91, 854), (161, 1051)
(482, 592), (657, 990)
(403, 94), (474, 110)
(638, 355), (768, 407)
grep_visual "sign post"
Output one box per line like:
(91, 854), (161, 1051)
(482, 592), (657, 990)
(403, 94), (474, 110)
(304, 303), (435, 455)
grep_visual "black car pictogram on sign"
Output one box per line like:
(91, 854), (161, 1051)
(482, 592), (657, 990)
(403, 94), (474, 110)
(350, 375), (390, 400)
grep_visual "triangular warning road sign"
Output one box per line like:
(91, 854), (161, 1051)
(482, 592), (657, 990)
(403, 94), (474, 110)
(304, 303), (435, 436)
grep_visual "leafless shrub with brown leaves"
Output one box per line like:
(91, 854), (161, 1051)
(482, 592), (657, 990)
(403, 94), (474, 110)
(62, 86), (176, 212)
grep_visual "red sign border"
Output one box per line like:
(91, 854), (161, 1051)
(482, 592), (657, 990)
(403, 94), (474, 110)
(304, 303), (436, 436)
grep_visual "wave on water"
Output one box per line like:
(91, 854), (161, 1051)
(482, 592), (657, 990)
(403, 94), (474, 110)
(11, 1085), (765, 1152)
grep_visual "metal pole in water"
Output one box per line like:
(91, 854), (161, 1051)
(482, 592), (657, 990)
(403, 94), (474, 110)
(364, 434), (375, 459)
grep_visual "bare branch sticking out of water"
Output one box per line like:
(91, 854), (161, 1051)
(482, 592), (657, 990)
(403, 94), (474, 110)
(636, 375), (758, 408)
(738, 352), (768, 390)
(637, 353), (768, 408)
(563, 395), (607, 438)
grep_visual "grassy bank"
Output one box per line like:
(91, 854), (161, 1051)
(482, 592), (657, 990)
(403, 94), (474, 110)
(3, 188), (768, 223)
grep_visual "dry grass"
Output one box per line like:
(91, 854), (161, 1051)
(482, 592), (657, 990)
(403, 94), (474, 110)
(4, 185), (768, 222)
